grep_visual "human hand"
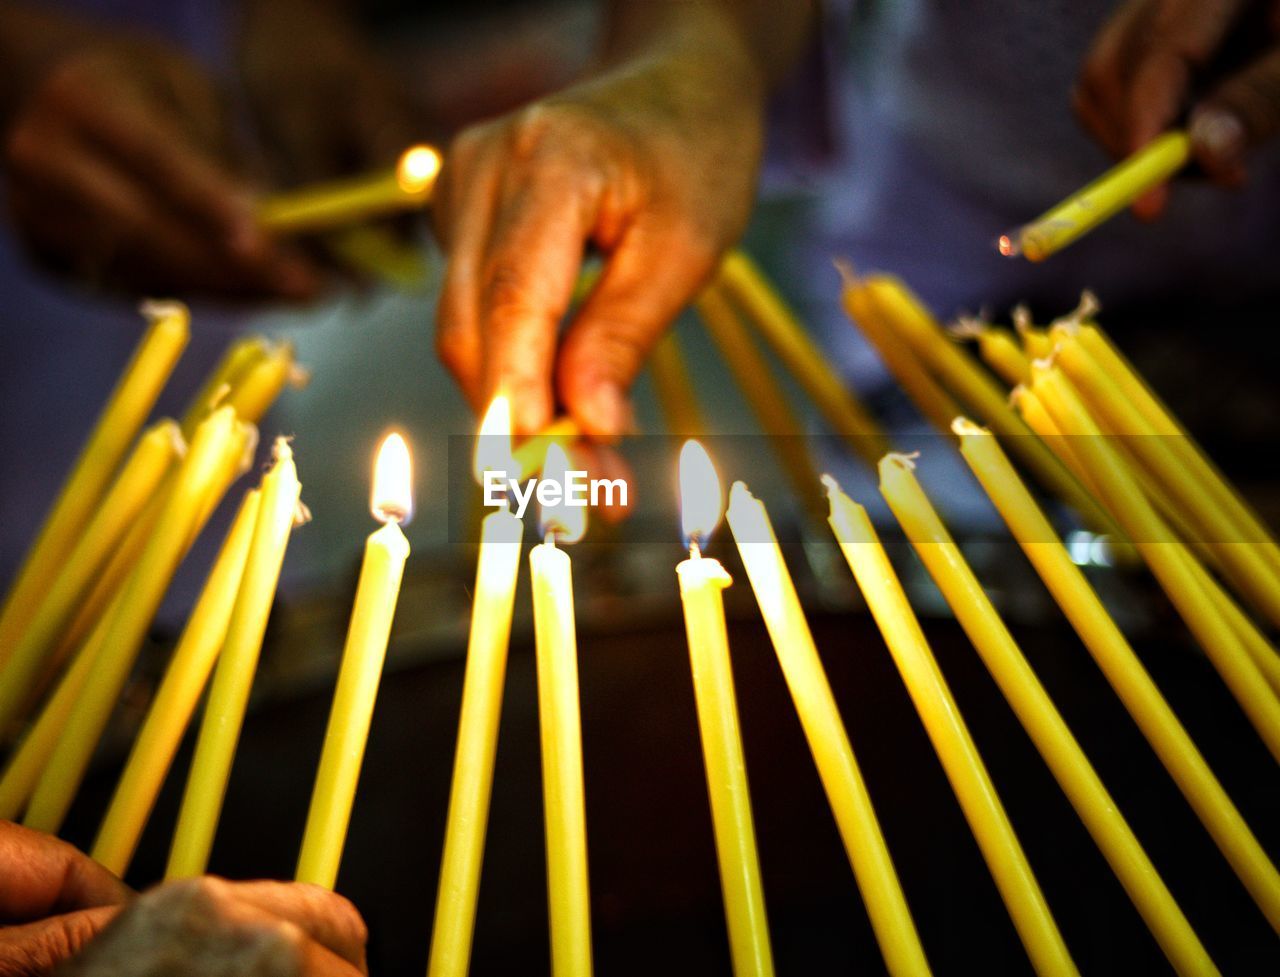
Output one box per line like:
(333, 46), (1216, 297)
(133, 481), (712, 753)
(1075, 0), (1280, 218)
(0, 820), (131, 976)
(60, 876), (368, 977)
(433, 7), (766, 438)
(2, 34), (320, 298)
(239, 0), (426, 186)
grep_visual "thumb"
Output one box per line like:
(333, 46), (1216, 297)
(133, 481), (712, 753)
(1190, 47), (1280, 184)
(1, 906), (120, 973)
(556, 224), (718, 440)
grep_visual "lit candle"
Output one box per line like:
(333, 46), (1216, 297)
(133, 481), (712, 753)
(878, 452), (1214, 976)
(647, 331), (704, 436)
(717, 251), (888, 465)
(258, 145), (442, 234)
(823, 476), (1078, 977)
(167, 437), (304, 878)
(529, 442), (593, 977)
(513, 418), (581, 480)
(724, 478), (928, 977)
(428, 399), (524, 977)
(956, 418), (1280, 929)
(676, 446), (776, 977)
(1032, 365), (1280, 763)
(0, 300), (189, 664)
(1000, 132), (1190, 261)
(696, 285), (824, 518)
(91, 489), (263, 876)
(297, 433), (412, 888)
(0, 420), (182, 733)
(23, 406), (242, 834)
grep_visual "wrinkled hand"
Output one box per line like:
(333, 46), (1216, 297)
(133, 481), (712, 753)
(3, 36), (319, 298)
(434, 16), (765, 438)
(61, 876), (367, 977)
(0, 820), (131, 976)
(1076, 0), (1280, 218)
(240, 0), (426, 186)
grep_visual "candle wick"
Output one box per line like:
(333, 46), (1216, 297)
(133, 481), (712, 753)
(545, 529), (557, 549)
(688, 536), (702, 560)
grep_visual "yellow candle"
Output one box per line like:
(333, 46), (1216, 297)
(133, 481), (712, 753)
(1054, 329), (1280, 627)
(1033, 366), (1280, 763)
(1001, 132), (1190, 261)
(956, 419), (1280, 928)
(1016, 322), (1055, 362)
(952, 321), (1031, 387)
(258, 145), (442, 234)
(167, 437), (304, 878)
(837, 262), (964, 434)
(23, 406), (240, 834)
(297, 434), (412, 888)
(0, 300), (189, 664)
(824, 478), (1077, 977)
(0, 420), (182, 732)
(91, 489), (262, 875)
(724, 477), (928, 977)
(718, 250), (888, 466)
(529, 442), (592, 977)
(696, 285), (824, 518)
(879, 452), (1214, 975)
(428, 399), (524, 977)
(855, 273), (1116, 539)
(325, 225), (429, 290)
(674, 445), (776, 977)
(181, 336), (269, 437)
(225, 340), (307, 427)
(647, 331), (704, 436)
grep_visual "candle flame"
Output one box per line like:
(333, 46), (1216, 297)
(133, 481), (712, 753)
(474, 395), (514, 485)
(371, 431), (413, 524)
(538, 441), (585, 544)
(396, 145), (442, 195)
(997, 233), (1020, 258)
(679, 439), (722, 547)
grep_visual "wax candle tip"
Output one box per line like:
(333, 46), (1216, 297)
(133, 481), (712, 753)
(831, 256), (858, 286)
(139, 298), (190, 323)
(951, 417), (989, 437)
(293, 499), (313, 527)
(1012, 304), (1033, 334)
(948, 316), (985, 340)
(880, 451), (920, 474)
(820, 473), (840, 497)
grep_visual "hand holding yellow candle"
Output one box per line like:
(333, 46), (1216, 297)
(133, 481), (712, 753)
(297, 433), (412, 889)
(530, 442), (593, 977)
(428, 399), (524, 977)
(879, 451), (1213, 977)
(824, 477), (1078, 977)
(724, 477), (928, 977)
(167, 437), (304, 878)
(677, 445), (776, 977)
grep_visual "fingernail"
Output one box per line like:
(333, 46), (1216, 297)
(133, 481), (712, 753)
(1190, 108), (1246, 166)
(584, 383), (633, 440)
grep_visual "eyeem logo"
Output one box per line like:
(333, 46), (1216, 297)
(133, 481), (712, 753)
(483, 469), (628, 519)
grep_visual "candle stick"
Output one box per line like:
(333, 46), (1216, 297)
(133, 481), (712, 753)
(529, 442), (593, 977)
(167, 438), (304, 878)
(297, 433), (412, 888)
(428, 399), (524, 977)
(0, 420), (182, 732)
(950, 320), (1030, 388)
(226, 340), (308, 427)
(1000, 132), (1190, 261)
(717, 251), (888, 465)
(878, 452), (1214, 976)
(0, 300), (189, 664)
(23, 406), (242, 834)
(1053, 328), (1280, 627)
(91, 489), (263, 876)
(724, 478), (928, 977)
(647, 331), (704, 436)
(258, 145), (442, 234)
(1032, 365), (1280, 764)
(181, 337), (269, 437)
(824, 477), (1078, 977)
(696, 285), (824, 519)
(676, 447), (776, 977)
(1013, 308), (1054, 361)
(955, 418), (1280, 928)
